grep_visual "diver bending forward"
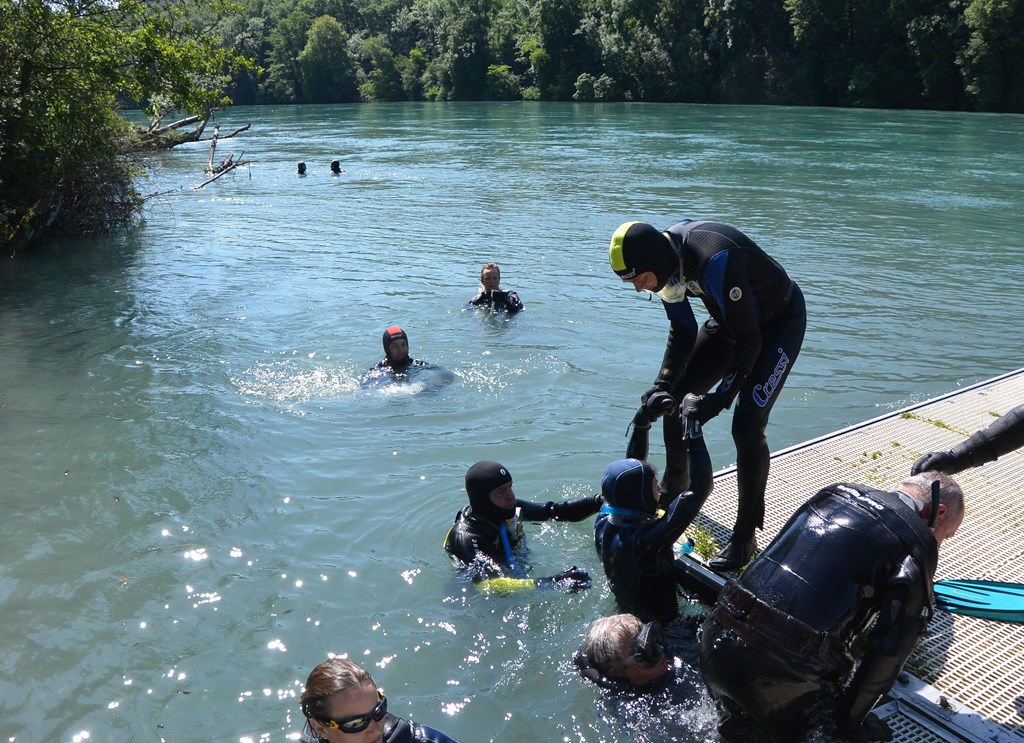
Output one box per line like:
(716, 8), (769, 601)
(698, 473), (964, 742)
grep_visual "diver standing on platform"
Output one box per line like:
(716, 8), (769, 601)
(609, 220), (806, 571)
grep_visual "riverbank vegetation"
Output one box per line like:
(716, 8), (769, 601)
(1, 0), (252, 255)
(227, 0), (1022, 110)
(3, 0), (1022, 254)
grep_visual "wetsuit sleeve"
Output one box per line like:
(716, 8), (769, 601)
(655, 299), (698, 390)
(637, 435), (713, 551)
(444, 517), (540, 593)
(954, 403), (1024, 469)
(516, 495), (602, 522)
(836, 555), (931, 732)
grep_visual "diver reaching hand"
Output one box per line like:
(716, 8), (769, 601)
(444, 460), (600, 593)
(912, 402), (1024, 475)
(595, 394), (714, 623)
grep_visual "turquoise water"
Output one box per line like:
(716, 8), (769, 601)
(2, 102), (1023, 742)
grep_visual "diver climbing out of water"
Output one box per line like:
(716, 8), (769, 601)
(912, 402), (1024, 475)
(444, 460), (600, 593)
(595, 395), (714, 623)
(697, 471), (965, 743)
(609, 220), (806, 571)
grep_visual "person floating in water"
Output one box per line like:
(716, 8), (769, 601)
(469, 263), (523, 313)
(297, 162), (307, 175)
(360, 326), (453, 393)
(299, 657), (459, 743)
(444, 460), (598, 594)
(330, 160), (345, 175)
(575, 614), (671, 690)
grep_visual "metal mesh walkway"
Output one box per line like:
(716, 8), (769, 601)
(684, 368), (1024, 741)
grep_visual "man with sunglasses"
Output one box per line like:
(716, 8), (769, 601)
(300, 657), (458, 743)
(575, 613), (670, 689)
(698, 471), (965, 743)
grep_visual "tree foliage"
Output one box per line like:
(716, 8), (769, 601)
(1, 0), (252, 253)
(3, 0), (1022, 254)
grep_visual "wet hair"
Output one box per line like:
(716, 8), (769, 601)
(583, 614), (643, 675)
(480, 263), (500, 281)
(300, 657), (375, 722)
(901, 471), (965, 522)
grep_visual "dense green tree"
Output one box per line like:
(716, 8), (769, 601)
(901, 0), (962, 110)
(297, 15), (359, 101)
(704, 0), (806, 104)
(486, 63), (522, 98)
(400, 47), (430, 98)
(358, 34), (405, 99)
(262, 8), (313, 100)
(413, 0), (491, 99)
(959, 0), (1024, 111)
(1, 0), (249, 253)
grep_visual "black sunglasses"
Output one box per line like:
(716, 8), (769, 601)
(319, 690), (388, 733)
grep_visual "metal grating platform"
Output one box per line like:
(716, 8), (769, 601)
(682, 368), (1024, 741)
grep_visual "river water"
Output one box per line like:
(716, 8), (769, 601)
(2, 102), (1022, 743)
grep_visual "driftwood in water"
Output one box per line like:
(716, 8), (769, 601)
(128, 111), (250, 152)
(193, 151), (251, 189)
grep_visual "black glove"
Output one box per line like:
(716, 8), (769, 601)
(491, 290), (508, 304)
(680, 393), (705, 439)
(911, 450), (960, 475)
(688, 391), (726, 425)
(641, 387), (677, 419)
(536, 566), (591, 592)
(836, 713), (893, 742)
(550, 494), (603, 521)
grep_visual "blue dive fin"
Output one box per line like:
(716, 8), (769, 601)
(933, 579), (1024, 623)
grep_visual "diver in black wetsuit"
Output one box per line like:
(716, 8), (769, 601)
(299, 657), (458, 743)
(444, 460), (599, 593)
(468, 263), (524, 313)
(609, 220), (806, 571)
(362, 326), (454, 391)
(595, 396), (713, 622)
(698, 472), (965, 743)
(912, 402), (1024, 475)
